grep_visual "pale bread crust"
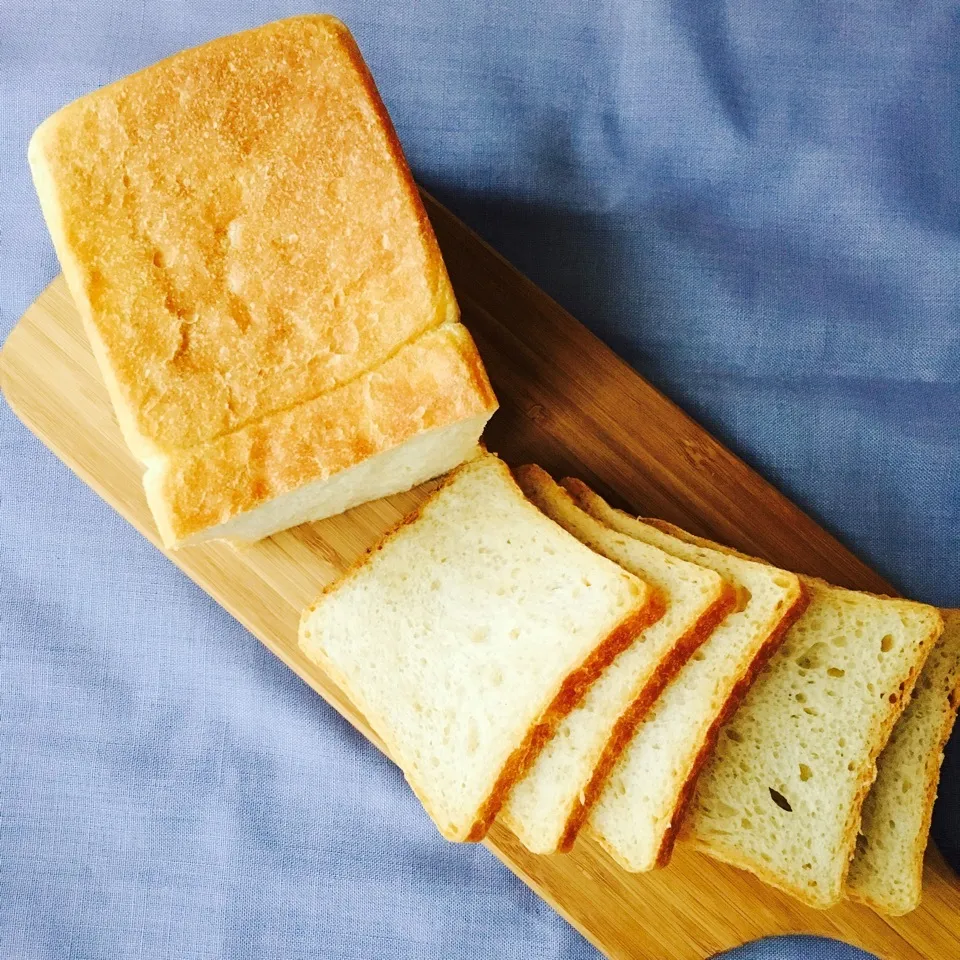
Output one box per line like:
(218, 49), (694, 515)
(508, 465), (737, 852)
(29, 15), (457, 458)
(651, 520), (943, 907)
(847, 609), (960, 915)
(145, 323), (496, 546)
(300, 453), (662, 842)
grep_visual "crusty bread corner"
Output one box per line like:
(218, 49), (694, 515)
(144, 323), (497, 548)
(28, 14), (458, 459)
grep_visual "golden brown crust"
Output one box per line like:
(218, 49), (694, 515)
(663, 581), (811, 867)
(555, 579), (738, 852)
(147, 323), (496, 545)
(29, 15), (457, 458)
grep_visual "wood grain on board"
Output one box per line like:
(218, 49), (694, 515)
(2, 193), (957, 960)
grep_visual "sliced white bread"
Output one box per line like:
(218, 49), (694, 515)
(299, 452), (662, 842)
(568, 481), (807, 872)
(846, 608), (960, 915)
(656, 526), (945, 908)
(498, 466), (735, 854)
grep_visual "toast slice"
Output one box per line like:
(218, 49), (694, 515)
(30, 16), (497, 546)
(568, 482), (807, 872)
(498, 466), (733, 854)
(299, 453), (661, 842)
(654, 526), (945, 908)
(846, 609), (960, 915)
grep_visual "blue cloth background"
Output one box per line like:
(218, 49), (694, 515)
(2, 2), (957, 957)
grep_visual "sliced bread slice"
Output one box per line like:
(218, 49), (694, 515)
(654, 525), (946, 908)
(569, 482), (807, 872)
(299, 452), (661, 842)
(846, 608), (960, 915)
(498, 466), (734, 854)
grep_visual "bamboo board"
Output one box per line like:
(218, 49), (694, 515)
(2, 194), (958, 960)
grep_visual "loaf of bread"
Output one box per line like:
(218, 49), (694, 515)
(667, 528), (944, 908)
(29, 15), (496, 547)
(846, 609), (960, 915)
(569, 483), (806, 872)
(500, 466), (731, 854)
(299, 453), (661, 841)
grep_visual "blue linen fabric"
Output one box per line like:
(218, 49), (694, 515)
(2, 1), (958, 957)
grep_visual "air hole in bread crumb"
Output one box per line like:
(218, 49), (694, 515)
(582, 577), (592, 588)
(726, 729), (743, 743)
(768, 788), (792, 812)
(880, 634), (894, 653)
(799, 764), (813, 782)
(741, 818), (752, 829)
(848, 761), (856, 771)
(831, 635), (847, 647)
(796, 642), (828, 670)
(902, 779), (911, 794)
(692, 651), (706, 662)
(827, 667), (845, 678)
(795, 692), (807, 703)
(509, 628), (520, 640)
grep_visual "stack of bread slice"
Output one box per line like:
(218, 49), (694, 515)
(299, 452), (954, 914)
(300, 453), (663, 840)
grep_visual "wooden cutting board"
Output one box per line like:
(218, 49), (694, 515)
(3, 194), (958, 960)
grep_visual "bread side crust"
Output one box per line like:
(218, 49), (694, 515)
(555, 578), (738, 852)
(145, 323), (497, 546)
